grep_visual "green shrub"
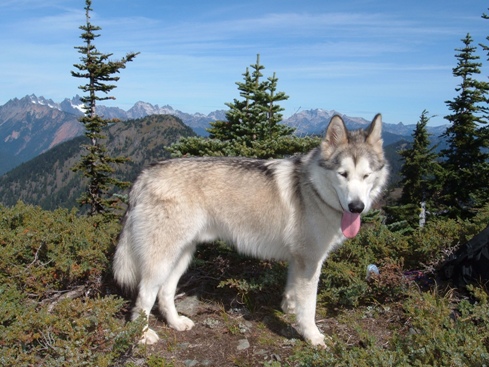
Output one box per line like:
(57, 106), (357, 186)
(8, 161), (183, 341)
(394, 287), (489, 366)
(0, 202), (143, 366)
(319, 218), (411, 309)
(406, 217), (483, 270)
(0, 202), (121, 295)
(290, 286), (489, 367)
(1, 200), (489, 366)
(319, 206), (489, 310)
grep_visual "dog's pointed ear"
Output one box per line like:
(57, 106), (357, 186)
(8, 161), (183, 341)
(322, 115), (348, 158)
(366, 113), (383, 146)
(324, 115), (348, 146)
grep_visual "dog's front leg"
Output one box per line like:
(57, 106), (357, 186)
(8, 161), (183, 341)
(288, 259), (326, 347)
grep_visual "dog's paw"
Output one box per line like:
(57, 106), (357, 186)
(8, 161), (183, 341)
(281, 295), (296, 314)
(169, 315), (195, 331)
(307, 332), (327, 348)
(139, 327), (160, 345)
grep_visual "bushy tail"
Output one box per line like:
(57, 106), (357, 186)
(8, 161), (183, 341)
(113, 224), (139, 294)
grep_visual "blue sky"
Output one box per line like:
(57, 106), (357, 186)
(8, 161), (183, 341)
(1, 0), (488, 126)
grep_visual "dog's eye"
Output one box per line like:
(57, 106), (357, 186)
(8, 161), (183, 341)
(338, 172), (348, 179)
(363, 174), (370, 180)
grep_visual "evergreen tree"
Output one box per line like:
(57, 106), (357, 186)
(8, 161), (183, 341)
(71, 0), (138, 216)
(439, 33), (489, 216)
(207, 54), (294, 145)
(169, 54), (318, 158)
(479, 9), (489, 146)
(399, 110), (439, 206)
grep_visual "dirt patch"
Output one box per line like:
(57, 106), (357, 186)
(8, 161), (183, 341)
(123, 299), (300, 366)
(116, 246), (408, 366)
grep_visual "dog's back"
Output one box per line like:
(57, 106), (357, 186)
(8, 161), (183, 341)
(114, 157), (301, 279)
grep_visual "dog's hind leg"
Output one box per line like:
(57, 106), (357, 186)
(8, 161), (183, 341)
(132, 276), (163, 344)
(282, 261), (298, 314)
(157, 244), (196, 331)
(132, 241), (197, 344)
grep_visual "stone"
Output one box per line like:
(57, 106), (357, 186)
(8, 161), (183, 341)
(237, 338), (250, 351)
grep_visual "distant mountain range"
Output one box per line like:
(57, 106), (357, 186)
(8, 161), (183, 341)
(0, 94), (449, 176)
(26, 94), (228, 136)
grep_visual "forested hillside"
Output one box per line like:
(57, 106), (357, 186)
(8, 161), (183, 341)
(0, 114), (195, 210)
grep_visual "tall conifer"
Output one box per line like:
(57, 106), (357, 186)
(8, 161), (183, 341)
(399, 110), (439, 206)
(479, 9), (489, 149)
(440, 34), (489, 215)
(72, 0), (138, 216)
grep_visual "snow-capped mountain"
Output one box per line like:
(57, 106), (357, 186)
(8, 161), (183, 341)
(28, 94), (60, 110)
(28, 94), (86, 115)
(125, 101), (227, 135)
(284, 109), (371, 136)
(0, 95), (85, 175)
(59, 95), (86, 115)
(24, 96), (227, 136)
(0, 93), (448, 176)
(283, 108), (446, 141)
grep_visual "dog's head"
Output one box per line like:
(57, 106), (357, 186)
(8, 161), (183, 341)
(318, 114), (388, 237)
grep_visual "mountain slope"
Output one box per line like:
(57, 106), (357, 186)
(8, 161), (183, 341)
(0, 148), (22, 174)
(0, 114), (195, 210)
(0, 95), (84, 175)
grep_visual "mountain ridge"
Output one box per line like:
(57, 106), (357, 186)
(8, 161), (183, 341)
(0, 94), (448, 175)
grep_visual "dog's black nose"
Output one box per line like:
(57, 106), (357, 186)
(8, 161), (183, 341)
(348, 200), (365, 213)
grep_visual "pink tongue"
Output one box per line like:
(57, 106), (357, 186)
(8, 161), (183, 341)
(341, 211), (361, 238)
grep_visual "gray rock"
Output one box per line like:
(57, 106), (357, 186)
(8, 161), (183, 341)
(237, 338), (250, 351)
(203, 317), (221, 329)
(176, 295), (200, 317)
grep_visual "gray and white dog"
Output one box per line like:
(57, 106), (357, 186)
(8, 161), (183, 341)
(113, 114), (388, 347)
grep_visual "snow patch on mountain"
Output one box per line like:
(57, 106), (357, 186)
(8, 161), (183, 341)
(60, 95), (86, 115)
(28, 94), (60, 111)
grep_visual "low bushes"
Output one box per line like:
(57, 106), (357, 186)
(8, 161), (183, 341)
(0, 202), (143, 366)
(1, 201), (488, 366)
(290, 286), (489, 367)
